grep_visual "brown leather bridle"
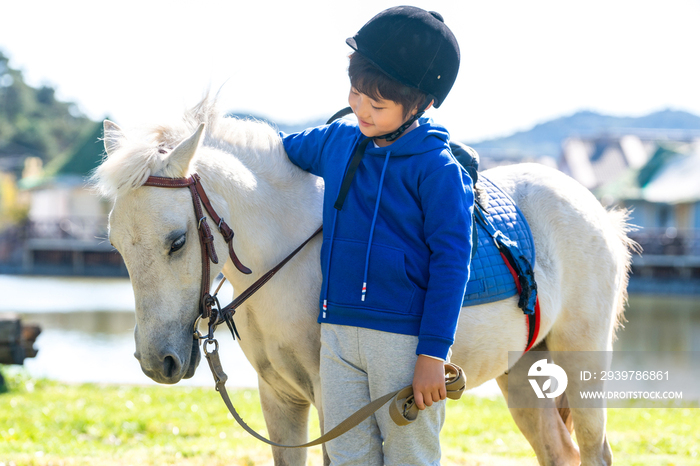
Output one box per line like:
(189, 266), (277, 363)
(142, 173), (252, 320)
(142, 172), (321, 338)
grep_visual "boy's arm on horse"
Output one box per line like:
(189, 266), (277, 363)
(416, 160), (474, 357)
(280, 124), (336, 176)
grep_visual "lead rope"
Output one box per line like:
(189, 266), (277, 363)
(204, 344), (465, 449)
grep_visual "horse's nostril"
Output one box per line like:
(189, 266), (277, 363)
(163, 355), (180, 379)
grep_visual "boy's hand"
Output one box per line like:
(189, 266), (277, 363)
(412, 355), (447, 410)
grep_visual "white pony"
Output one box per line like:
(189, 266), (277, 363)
(94, 99), (634, 466)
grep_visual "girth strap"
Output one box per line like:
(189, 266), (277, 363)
(474, 202), (541, 353)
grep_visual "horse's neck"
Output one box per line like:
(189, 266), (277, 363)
(194, 141), (323, 290)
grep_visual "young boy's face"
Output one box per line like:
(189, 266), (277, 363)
(348, 87), (416, 140)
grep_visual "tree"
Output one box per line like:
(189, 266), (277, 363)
(0, 50), (94, 175)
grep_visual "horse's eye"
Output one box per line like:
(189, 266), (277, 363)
(170, 234), (186, 254)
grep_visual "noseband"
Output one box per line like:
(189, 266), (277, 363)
(142, 173), (252, 321)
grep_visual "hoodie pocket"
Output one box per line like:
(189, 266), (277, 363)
(325, 239), (417, 314)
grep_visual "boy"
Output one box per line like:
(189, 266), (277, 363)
(281, 6), (473, 465)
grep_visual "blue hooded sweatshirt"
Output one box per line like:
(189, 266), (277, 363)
(281, 117), (473, 360)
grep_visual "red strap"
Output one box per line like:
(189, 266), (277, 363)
(523, 301), (541, 353)
(499, 252), (540, 353)
(221, 227), (323, 315)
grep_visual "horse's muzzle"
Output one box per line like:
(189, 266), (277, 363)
(134, 337), (201, 384)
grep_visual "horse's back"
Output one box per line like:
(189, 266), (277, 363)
(451, 163), (633, 380)
(486, 163), (632, 345)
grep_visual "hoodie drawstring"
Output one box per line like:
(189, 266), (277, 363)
(321, 208), (340, 318)
(362, 151), (391, 301)
(323, 143), (393, 314)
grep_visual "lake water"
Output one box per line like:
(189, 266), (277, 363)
(0, 275), (257, 388)
(2, 275), (699, 394)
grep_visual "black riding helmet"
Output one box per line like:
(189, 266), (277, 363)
(333, 7), (461, 211)
(346, 6), (460, 108)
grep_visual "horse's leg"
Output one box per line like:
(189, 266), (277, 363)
(548, 327), (615, 466)
(314, 393), (331, 466)
(258, 378), (310, 466)
(496, 361), (581, 466)
(547, 276), (621, 466)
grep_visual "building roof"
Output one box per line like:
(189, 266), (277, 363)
(642, 150), (700, 203)
(18, 121), (105, 190)
(596, 143), (700, 204)
(559, 135), (652, 190)
(45, 121), (105, 178)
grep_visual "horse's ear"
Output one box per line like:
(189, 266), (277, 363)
(103, 120), (123, 156)
(165, 123), (205, 176)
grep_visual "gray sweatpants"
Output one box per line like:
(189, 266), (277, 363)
(320, 323), (445, 466)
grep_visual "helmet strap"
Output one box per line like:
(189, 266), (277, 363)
(332, 95), (434, 211)
(375, 95), (434, 142)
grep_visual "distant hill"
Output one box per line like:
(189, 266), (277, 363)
(466, 109), (700, 159)
(227, 108), (700, 161)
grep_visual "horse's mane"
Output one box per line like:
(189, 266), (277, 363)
(93, 97), (284, 199)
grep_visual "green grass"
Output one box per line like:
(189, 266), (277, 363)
(1, 370), (698, 465)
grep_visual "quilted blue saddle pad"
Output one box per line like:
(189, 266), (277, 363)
(462, 175), (536, 307)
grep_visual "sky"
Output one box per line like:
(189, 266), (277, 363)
(1, 0), (698, 143)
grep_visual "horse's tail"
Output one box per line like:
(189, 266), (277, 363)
(605, 207), (641, 339)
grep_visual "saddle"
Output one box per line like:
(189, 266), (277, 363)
(464, 175), (536, 307)
(449, 142), (537, 311)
